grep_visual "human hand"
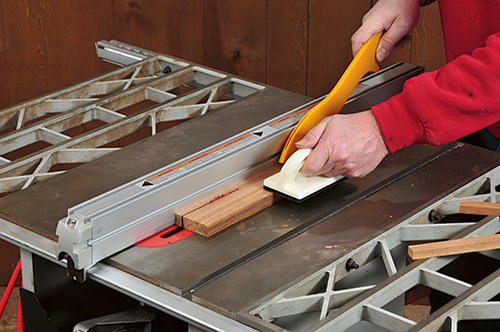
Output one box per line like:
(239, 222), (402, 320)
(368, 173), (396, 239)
(351, 0), (420, 62)
(295, 110), (389, 178)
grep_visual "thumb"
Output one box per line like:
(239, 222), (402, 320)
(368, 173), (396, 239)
(295, 117), (330, 149)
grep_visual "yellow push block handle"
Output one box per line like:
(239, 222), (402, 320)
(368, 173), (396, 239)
(279, 32), (382, 163)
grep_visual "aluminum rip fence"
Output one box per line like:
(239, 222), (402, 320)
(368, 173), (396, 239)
(0, 54), (264, 195)
(250, 165), (500, 332)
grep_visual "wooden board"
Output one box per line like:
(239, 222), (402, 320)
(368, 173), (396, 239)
(459, 200), (500, 216)
(408, 200), (500, 260)
(176, 165), (281, 237)
(0, 0), (446, 108)
(408, 234), (500, 260)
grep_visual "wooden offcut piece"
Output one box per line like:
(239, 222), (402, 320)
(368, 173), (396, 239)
(459, 200), (500, 216)
(408, 200), (500, 260)
(175, 165), (281, 237)
(408, 234), (500, 260)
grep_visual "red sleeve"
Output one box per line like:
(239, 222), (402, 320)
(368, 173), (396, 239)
(371, 31), (500, 153)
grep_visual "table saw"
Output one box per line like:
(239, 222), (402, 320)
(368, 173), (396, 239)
(2, 41), (500, 332)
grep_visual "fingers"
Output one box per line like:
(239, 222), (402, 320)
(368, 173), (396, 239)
(301, 140), (334, 176)
(351, 24), (384, 57)
(300, 116), (342, 176)
(295, 117), (332, 176)
(295, 116), (330, 149)
(351, 0), (420, 61)
(296, 111), (390, 179)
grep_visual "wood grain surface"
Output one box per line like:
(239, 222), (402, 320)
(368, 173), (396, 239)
(205, 0), (267, 83)
(408, 234), (500, 260)
(459, 201), (500, 216)
(0, 8), (9, 110)
(114, 0), (205, 64)
(267, 0), (308, 94)
(307, 0), (371, 98)
(176, 165), (281, 237)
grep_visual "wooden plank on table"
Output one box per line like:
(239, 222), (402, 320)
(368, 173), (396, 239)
(408, 234), (500, 260)
(205, 0), (267, 83)
(408, 200), (500, 260)
(267, 0), (308, 95)
(176, 165), (281, 237)
(114, 0), (205, 64)
(459, 201), (500, 216)
(307, 0), (370, 98)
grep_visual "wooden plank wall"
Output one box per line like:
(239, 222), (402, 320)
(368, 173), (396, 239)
(0, 0), (446, 284)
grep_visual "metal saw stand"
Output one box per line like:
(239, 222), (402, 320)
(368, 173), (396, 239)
(1, 41), (500, 331)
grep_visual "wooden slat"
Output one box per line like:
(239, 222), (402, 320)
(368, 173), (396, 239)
(113, 0), (205, 64)
(176, 165), (281, 237)
(408, 234), (500, 260)
(205, 0), (267, 82)
(459, 200), (500, 216)
(267, 0), (308, 95)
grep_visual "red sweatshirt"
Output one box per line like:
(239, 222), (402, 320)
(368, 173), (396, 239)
(371, 0), (500, 153)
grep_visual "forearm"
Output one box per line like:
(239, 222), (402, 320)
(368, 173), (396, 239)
(372, 31), (500, 153)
